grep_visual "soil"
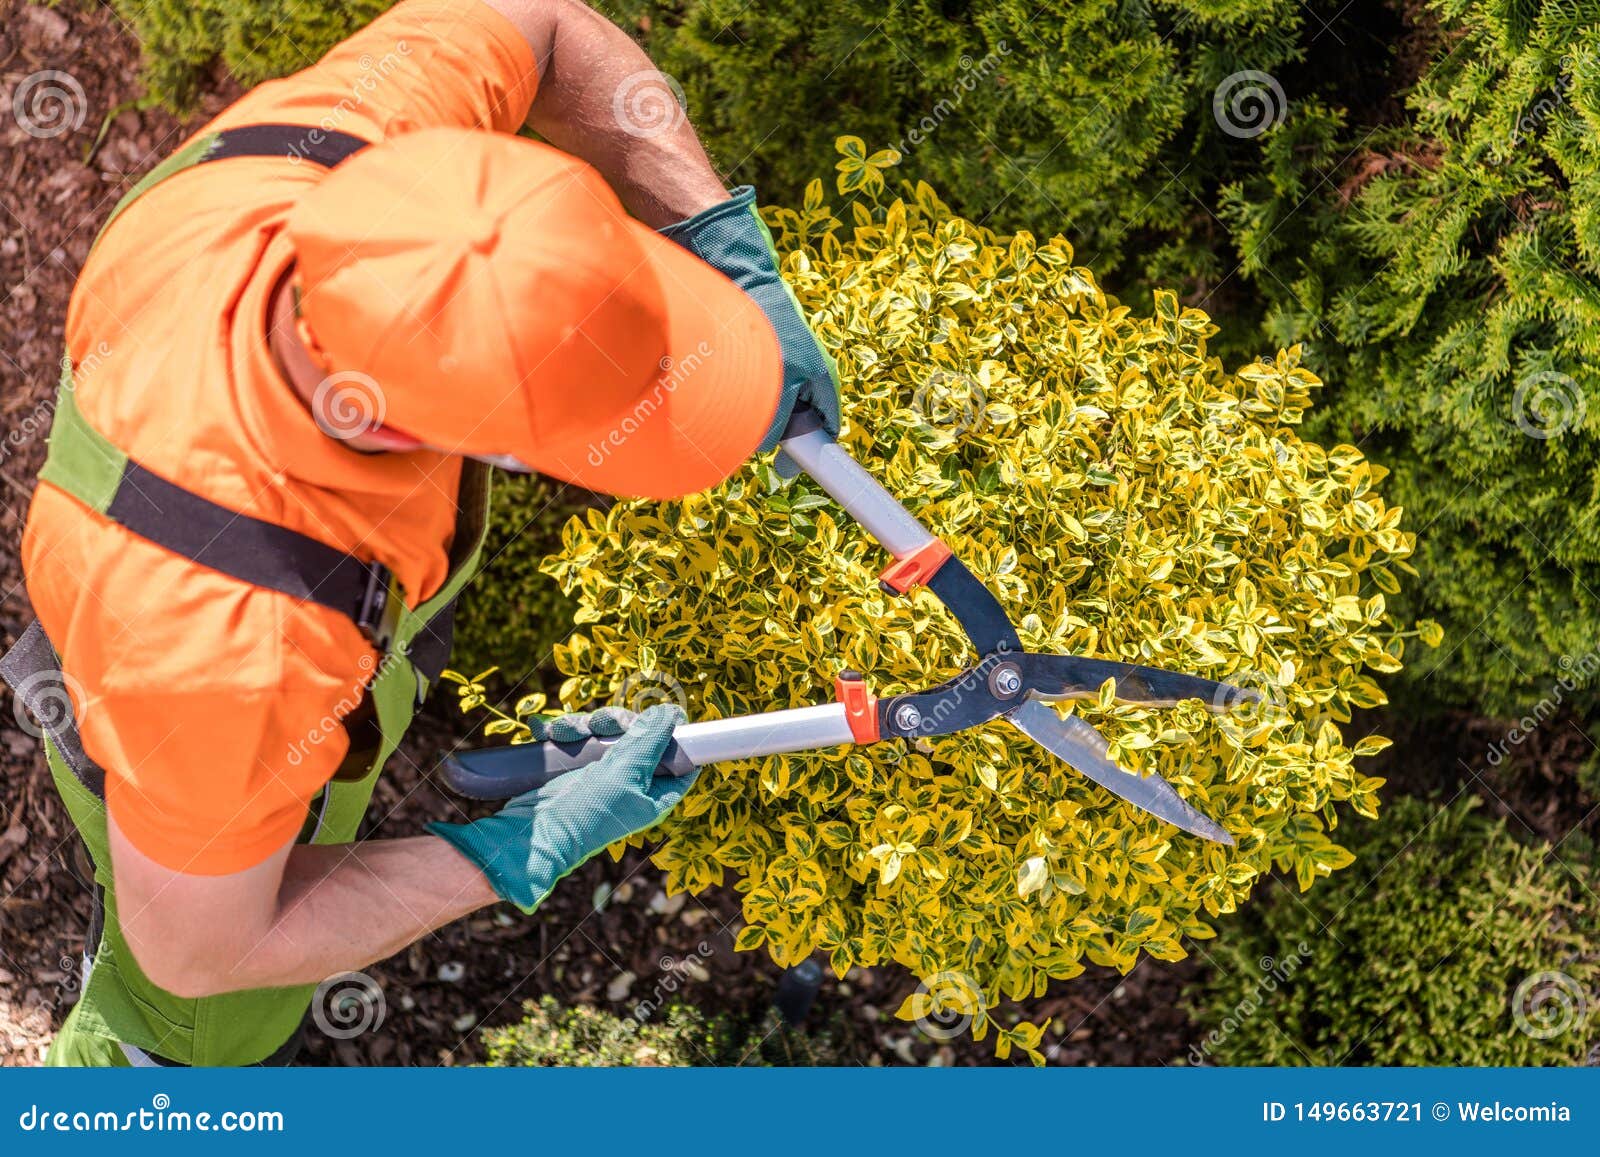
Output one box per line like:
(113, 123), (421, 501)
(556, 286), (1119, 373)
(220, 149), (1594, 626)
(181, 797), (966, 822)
(1, 1), (1595, 1069)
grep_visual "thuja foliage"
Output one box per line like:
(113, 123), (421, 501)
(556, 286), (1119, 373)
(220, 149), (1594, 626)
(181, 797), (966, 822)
(611, 0), (1380, 295)
(482, 997), (851, 1067)
(476, 148), (1429, 1061)
(110, 0), (393, 108)
(1194, 796), (1599, 1066)
(1238, 4), (1600, 714)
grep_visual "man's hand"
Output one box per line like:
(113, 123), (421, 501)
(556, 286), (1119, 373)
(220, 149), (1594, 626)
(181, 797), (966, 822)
(660, 187), (843, 453)
(428, 704), (694, 912)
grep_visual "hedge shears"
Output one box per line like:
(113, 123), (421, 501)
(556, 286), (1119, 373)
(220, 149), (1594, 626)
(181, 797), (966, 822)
(443, 410), (1255, 844)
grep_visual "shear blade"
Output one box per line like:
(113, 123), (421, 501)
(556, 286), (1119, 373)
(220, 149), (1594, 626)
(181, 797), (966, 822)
(1008, 699), (1234, 845)
(1022, 653), (1259, 712)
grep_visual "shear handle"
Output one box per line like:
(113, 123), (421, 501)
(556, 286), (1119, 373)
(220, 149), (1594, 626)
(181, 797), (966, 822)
(778, 409), (937, 559)
(442, 703), (858, 800)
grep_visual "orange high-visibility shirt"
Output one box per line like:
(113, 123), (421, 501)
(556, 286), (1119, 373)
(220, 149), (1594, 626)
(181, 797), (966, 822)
(21, 0), (538, 874)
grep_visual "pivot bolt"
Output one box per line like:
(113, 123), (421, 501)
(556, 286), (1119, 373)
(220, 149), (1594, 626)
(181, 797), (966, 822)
(894, 703), (924, 732)
(989, 662), (1023, 698)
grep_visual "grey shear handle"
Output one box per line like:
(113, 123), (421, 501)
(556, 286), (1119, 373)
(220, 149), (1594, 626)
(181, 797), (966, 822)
(779, 415), (935, 557)
(442, 703), (857, 800)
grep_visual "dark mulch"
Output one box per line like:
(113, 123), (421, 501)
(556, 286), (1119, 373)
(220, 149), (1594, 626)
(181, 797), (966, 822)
(1359, 703), (1599, 848)
(2, 0), (1594, 1070)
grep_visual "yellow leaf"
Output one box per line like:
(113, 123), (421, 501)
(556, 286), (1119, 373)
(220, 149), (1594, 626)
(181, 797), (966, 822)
(1017, 856), (1048, 898)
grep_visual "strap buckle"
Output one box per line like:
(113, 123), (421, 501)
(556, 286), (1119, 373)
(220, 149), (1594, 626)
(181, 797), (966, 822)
(356, 563), (402, 650)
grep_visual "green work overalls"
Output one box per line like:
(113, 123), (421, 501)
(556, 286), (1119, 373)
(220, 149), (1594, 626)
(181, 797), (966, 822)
(0, 124), (491, 1067)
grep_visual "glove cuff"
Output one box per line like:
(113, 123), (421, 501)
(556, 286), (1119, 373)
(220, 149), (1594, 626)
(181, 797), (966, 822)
(658, 186), (758, 252)
(428, 819), (547, 914)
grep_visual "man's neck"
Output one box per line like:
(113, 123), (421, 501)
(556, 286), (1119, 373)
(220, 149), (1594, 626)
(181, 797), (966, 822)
(265, 270), (321, 405)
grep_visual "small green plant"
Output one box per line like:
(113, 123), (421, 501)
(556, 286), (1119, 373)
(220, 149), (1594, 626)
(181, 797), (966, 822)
(460, 146), (1429, 1062)
(482, 997), (851, 1067)
(451, 474), (588, 683)
(1192, 795), (1599, 1066)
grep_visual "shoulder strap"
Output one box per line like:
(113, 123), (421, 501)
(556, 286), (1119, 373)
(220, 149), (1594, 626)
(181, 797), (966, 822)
(205, 123), (370, 167)
(44, 352), (401, 653)
(97, 124), (371, 246)
(109, 453), (400, 644)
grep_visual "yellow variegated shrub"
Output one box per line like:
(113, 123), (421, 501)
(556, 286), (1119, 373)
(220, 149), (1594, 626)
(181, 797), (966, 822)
(508, 148), (1428, 1062)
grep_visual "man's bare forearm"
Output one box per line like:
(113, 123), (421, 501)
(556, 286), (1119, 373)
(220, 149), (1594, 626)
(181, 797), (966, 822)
(210, 836), (497, 993)
(113, 814), (500, 999)
(486, 0), (730, 225)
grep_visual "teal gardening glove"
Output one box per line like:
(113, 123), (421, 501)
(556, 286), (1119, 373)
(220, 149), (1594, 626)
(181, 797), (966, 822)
(660, 186), (842, 464)
(428, 705), (693, 912)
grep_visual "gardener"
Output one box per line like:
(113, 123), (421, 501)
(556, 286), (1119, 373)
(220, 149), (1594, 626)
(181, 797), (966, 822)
(3, 0), (839, 1067)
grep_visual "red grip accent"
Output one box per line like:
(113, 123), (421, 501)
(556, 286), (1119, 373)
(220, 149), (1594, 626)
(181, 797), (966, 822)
(878, 539), (953, 593)
(835, 675), (879, 745)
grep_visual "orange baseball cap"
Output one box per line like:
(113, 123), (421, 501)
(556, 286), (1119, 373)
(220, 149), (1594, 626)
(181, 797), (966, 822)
(284, 127), (782, 499)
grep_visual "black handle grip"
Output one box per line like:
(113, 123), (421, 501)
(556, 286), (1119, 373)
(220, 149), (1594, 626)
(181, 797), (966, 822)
(441, 735), (696, 801)
(780, 403), (827, 441)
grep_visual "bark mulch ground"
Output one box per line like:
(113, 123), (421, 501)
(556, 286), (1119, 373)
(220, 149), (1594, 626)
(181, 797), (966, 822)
(2, 0), (1594, 1070)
